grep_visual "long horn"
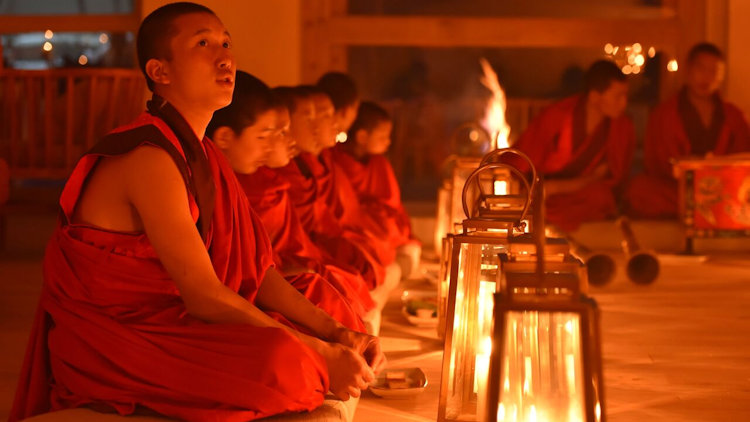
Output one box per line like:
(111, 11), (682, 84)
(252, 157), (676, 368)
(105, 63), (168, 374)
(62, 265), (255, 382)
(547, 226), (616, 286)
(617, 216), (660, 285)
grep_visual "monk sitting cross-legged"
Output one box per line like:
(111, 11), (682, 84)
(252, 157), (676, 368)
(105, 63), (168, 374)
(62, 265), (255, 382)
(627, 42), (750, 219)
(270, 87), (399, 294)
(512, 59), (635, 232)
(9, 4), (383, 422)
(207, 71), (376, 327)
(332, 101), (422, 277)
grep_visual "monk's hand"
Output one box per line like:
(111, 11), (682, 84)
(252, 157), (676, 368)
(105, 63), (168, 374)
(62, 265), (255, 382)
(323, 343), (374, 401)
(331, 328), (387, 374)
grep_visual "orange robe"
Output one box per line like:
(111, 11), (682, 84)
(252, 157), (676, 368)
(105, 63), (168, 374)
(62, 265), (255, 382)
(331, 145), (415, 249)
(628, 89), (750, 218)
(514, 94), (635, 231)
(237, 167), (375, 318)
(10, 99), (330, 422)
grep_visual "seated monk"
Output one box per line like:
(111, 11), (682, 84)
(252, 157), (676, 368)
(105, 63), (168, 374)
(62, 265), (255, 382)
(628, 42), (750, 218)
(270, 87), (397, 291)
(513, 60), (635, 231)
(317, 71), (361, 142)
(207, 70), (375, 325)
(307, 88), (397, 269)
(332, 101), (422, 277)
(9, 4), (383, 421)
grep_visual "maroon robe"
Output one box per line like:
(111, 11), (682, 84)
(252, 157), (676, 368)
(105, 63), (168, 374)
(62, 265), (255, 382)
(331, 145), (415, 249)
(9, 101), (330, 422)
(514, 94), (635, 231)
(236, 167), (376, 318)
(628, 89), (750, 218)
(274, 154), (388, 289)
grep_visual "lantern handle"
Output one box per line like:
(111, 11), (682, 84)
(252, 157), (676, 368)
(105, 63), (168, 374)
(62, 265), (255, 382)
(479, 147), (538, 195)
(461, 162), (533, 223)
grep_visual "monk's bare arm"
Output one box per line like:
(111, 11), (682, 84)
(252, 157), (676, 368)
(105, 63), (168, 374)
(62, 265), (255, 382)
(256, 268), (343, 340)
(123, 146), (296, 329)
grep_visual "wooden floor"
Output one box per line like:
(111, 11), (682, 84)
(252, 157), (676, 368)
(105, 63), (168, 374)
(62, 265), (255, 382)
(2, 210), (750, 421)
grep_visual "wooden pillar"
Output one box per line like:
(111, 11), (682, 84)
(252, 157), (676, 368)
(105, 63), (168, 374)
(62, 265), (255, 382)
(300, 0), (348, 83)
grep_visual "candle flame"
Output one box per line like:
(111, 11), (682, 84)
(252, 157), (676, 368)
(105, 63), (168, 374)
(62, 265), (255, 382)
(479, 58), (511, 149)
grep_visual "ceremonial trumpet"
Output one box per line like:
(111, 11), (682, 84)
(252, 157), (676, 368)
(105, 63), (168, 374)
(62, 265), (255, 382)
(617, 216), (660, 285)
(567, 236), (617, 287)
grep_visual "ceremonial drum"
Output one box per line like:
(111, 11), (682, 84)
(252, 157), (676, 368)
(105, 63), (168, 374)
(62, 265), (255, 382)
(673, 155), (750, 252)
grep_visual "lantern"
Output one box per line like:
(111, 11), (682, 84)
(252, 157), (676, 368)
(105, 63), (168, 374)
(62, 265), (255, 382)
(438, 159), (535, 422)
(483, 182), (605, 422)
(485, 267), (605, 422)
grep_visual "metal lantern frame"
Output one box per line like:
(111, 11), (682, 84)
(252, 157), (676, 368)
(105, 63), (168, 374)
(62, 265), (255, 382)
(438, 158), (536, 422)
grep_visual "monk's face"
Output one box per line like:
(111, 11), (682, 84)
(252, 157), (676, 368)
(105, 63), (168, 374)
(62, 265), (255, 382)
(593, 80), (628, 118)
(686, 53), (725, 98)
(312, 94), (339, 151)
(150, 12), (235, 113)
(290, 97), (319, 155)
(266, 108), (296, 168)
(356, 121), (392, 155)
(218, 110), (275, 174)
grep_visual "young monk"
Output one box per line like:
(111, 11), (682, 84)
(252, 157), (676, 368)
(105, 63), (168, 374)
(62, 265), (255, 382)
(271, 87), (395, 291)
(207, 70), (366, 332)
(332, 101), (422, 276)
(317, 71), (360, 137)
(207, 70), (375, 326)
(10, 4), (383, 421)
(627, 43), (750, 218)
(513, 59), (635, 231)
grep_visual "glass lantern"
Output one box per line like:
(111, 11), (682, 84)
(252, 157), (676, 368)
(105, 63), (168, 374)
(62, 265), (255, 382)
(438, 161), (535, 422)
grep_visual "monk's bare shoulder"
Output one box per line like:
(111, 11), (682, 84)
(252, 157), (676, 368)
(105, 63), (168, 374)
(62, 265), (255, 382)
(73, 145), (189, 232)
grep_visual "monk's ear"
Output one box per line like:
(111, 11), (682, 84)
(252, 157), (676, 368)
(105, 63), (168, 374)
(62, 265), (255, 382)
(145, 58), (170, 86)
(212, 126), (236, 150)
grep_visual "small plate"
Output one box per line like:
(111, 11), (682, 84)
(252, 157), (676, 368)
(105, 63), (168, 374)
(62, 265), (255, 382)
(369, 367), (428, 398)
(401, 290), (438, 327)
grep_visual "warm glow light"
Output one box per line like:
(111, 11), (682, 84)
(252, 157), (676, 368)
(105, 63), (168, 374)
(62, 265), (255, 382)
(632, 42), (642, 54)
(634, 54), (645, 67)
(595, 402), (602, 421)
(494, 180), (508, 195)
(648, 47), (656, 58)
(42, 41), (53, 52)
(469, 129), (480, 142)
(44, 29), (54, 40)
(479, 58), (511, 149)
(632, 66), (641, 75)
(667, 59), (679, 72)
(612, 46), (619, 55)
(335, 131), (347, 143)
(622, 65), (632, 75)
(78, 55), (88, 65)
(99, 33), (109, 44)
(627, 55), (636, 65)
(603, 43), (614, 55)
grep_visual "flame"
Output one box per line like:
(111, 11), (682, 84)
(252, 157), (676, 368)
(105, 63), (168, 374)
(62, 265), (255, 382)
(479, 58), (511, 149)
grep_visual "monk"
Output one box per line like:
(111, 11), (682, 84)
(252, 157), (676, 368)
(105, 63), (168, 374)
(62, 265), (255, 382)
(9, 4), (383, 421)
(332, 101), (422, 277)
(513, 60), (635, 231)
(317, 71), (360, 139)
(628, 43), (750, 218)
(271, 87), (396, 291)
(207, 70), (375, 326)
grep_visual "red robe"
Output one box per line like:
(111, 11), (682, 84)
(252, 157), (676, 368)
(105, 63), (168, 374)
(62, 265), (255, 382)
(313, 150), (396, 266)
(236, 168), (375, 318)
(628, 89), (750, 218)
(331, 145), (415, 249)
(274, 155), (387, 289)
(10, 103), (331, 422)
(514, 94), (635, 231)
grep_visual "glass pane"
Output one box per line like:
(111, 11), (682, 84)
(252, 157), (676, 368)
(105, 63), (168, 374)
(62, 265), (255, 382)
(1, 31), (135, 69)
(0, 0), (134, 15)
(445, 241), (502, 420)
(495, 311), (586, 422)
(348, 0), (670, 19)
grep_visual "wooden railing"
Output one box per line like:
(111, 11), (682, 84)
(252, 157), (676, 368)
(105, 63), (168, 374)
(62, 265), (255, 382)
(0, 68), (146, 179)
